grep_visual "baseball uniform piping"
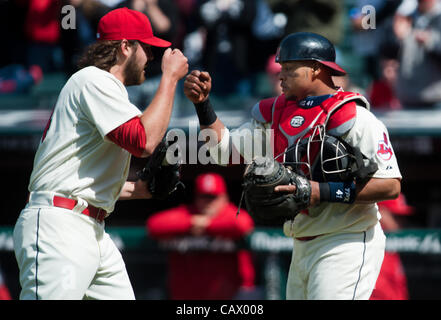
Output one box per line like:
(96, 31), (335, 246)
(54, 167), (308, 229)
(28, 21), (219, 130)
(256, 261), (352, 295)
(35, 208), (41, 300)
(352, 231), (367, 300)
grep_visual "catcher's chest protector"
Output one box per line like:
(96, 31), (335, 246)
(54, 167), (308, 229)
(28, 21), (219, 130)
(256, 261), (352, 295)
(256, 91), (369, 163)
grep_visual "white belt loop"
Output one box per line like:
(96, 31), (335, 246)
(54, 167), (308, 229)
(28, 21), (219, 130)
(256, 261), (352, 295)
(73, 197), (88, 213)
(27, 191), (56, 207)
(283, 220), (296, 238)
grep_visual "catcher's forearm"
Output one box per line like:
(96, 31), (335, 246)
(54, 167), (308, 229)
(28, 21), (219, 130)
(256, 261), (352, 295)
(309, 181), (321, 207)
(200, 118), (226, 144)
(318, 177), (400, 205)
(119, 180), (152, 200)
(353, 177), (401, 204)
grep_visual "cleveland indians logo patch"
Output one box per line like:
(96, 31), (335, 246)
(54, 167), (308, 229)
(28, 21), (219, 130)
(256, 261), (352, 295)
(290, 116), (305, 128)
(377, 132), (393, 161)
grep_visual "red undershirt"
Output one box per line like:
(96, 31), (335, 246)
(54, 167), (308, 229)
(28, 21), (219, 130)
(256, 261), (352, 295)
(106, 117), (146, 158)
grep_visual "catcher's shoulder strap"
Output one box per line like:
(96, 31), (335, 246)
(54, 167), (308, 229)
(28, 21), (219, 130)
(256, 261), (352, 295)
(251, 94), (292, 124)
(328, 91), (370, 109)
(323, 91), (370, 137)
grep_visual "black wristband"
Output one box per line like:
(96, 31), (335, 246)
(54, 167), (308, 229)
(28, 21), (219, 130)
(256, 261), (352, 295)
(194, 99), (217, 126)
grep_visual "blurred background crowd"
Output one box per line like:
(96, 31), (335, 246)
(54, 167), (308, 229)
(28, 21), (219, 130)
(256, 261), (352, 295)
(2, 0), (441, 110)
(1, 0), (441, 300)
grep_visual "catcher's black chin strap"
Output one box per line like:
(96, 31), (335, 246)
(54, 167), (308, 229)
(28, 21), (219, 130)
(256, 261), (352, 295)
(347, 144), (378, 181)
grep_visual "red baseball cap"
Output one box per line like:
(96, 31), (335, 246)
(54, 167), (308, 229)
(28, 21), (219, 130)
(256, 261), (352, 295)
(378, 193), (415, 216)
(97, 8), (171, 47)
(195, 173), (227, 196)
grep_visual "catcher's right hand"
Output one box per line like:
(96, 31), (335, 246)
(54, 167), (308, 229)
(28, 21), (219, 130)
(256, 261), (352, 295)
(184, 70), (212, 104)
(242, 157), (311, 226)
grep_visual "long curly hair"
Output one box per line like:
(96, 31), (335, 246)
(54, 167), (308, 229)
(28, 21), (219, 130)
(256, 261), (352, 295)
(77, 40), (138, 72)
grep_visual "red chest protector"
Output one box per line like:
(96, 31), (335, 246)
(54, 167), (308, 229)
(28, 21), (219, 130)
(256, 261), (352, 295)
(253, 91), (370, 164)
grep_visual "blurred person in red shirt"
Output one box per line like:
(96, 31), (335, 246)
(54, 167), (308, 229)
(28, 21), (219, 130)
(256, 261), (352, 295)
(265, 54), (282, 97)
(370, 193), (414, 300)
(367, 58), (402, 110)
(0, 267), (12, 300)
(25, 0), (62, 72)
(146, 172), (258, 300)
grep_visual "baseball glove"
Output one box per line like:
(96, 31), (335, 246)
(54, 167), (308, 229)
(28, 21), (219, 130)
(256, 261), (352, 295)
(137, 139), (183, 200)
(242, 157), (311, 226)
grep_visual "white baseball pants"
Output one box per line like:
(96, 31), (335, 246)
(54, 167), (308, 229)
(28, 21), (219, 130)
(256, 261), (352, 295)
(13, 192), (135, 300)
(286, 222), (385, 300)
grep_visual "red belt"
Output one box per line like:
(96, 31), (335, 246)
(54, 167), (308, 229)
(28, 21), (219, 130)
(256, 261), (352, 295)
(53, 196), (106, 223)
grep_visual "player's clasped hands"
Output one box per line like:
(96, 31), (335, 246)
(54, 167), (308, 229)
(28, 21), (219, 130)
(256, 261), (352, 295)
(161, 48), (189, 81)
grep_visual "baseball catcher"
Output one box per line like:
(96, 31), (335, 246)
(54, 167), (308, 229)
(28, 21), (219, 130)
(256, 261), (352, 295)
(184, 31), (402, 300)
(137, 138), (183, 200)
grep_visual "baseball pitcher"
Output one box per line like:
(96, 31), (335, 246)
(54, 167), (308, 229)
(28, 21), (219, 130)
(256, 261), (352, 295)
(13, 8), (188, 300)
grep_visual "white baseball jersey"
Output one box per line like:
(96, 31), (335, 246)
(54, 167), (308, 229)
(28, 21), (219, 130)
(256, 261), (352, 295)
(28, 66), (142, 213)
(209, 104), (402, 238)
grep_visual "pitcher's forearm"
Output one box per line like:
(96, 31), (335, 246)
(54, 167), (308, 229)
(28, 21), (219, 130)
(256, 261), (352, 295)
(139, 76), (178, 155)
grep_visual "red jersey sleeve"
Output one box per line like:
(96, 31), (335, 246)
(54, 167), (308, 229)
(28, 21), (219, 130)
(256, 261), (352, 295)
(205, 204), (254, 239)
(146, 205), (193, 239)
(106, 116), (146, 158)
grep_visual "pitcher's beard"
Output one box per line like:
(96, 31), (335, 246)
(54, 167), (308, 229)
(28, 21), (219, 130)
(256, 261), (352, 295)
(124, 55), (146, 86)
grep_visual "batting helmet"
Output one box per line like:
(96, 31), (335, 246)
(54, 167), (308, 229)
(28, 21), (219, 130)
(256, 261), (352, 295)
(275, 32), (346, 76)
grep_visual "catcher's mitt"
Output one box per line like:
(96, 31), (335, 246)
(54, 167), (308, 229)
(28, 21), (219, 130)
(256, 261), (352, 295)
(137, 139), (183, 200)
(242, 157), (311, 226)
